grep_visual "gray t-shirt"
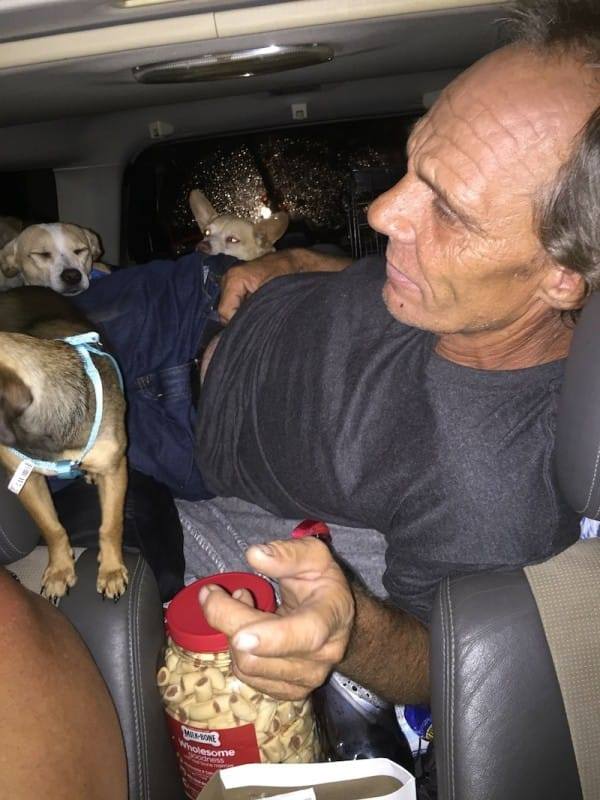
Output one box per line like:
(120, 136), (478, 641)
(197, 256), (580, 621)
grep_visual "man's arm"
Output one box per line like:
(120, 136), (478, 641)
(341, 582), (430, 704)
(200, 538), (430, 705)
(218, 248), (352, 323)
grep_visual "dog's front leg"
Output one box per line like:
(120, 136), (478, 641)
(13, 472), (76, 602)
(94, 455), (128, 600)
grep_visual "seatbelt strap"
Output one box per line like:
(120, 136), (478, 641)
(525, 539), (600, 800)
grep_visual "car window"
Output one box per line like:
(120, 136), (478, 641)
(123, 115), (415, 263)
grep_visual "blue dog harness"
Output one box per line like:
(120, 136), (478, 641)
(8, 332), (123, 493)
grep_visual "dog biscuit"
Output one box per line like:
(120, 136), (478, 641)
(228, 693), (258, 722)
(204, 666), (226, 691)
(156, 666), (171, 687)
(255, 698), (278, 733)
(163, 683), (185, 704)
(193, 677), (213, 702)
(158, 640), (319, 764)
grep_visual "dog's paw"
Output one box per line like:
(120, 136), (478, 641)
(41, 563), (77, 603)
(97, 563), (129, 601)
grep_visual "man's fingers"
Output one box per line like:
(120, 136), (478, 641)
(218, 293), (243, 324)
(232, 654), (331, 699)
(218, 269), (258, 323)
(231, 670), (315, 701)
(245, 539), (334, 581)
(231, 586), (255, 607)
(232, 608), (347, 661)
(199, 584), (271, 637)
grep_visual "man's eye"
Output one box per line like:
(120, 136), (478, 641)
(432, 197), (458, 225)
(73, 247), (88, 256)
(226, 236), (240, 244)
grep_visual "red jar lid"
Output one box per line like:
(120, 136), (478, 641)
(166, 572), (277, 653)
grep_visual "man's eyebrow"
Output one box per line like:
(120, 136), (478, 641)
(419, 171), (484, 235)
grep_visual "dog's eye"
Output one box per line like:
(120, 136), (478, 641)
(32, 251), (51, 260)
(73, 247), (88, 256)
(205, 229), (211, 237)
(226, 236), (240, 244)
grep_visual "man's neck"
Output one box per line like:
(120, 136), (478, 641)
(435, 308), (574, 370)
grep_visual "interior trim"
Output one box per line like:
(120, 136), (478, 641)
(0, 13), (217, 70)
(0, 0), (506, 71)
(215, 0), (507, 37)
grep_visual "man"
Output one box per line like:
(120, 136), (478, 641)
(195, 2), (600, 704)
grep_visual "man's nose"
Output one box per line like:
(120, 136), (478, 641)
(368, 176), (420, 243)
(61, 268), (82, 286)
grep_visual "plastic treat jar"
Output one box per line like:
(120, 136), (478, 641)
(158, 572), (320, 798)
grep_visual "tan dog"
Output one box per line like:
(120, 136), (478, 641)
(0, 223), (108, 296)
(189, 189), (289, 261)
(0, 287), (128, 601)
(0, 217), (25, 290)
(0, 216), (24, 249)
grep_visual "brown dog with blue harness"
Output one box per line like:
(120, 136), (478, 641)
(0, 286), (128, 601)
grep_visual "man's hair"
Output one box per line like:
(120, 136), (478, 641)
(507, 1), (600, 293)
(507, 0), (600, 61)
(538, 107), (600, 294)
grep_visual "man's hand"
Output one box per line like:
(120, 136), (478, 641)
(218, 248), (352, 323)
(199, 538), (355, 700)
(218, 252), (297, 324)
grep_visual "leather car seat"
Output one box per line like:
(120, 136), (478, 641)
(430, 292), (600, 800)
(0, 482), (185, 799)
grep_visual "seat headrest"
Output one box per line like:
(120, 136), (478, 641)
(557, 291), (600, 520)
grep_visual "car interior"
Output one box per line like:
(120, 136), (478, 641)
(1, 1), (599, 799)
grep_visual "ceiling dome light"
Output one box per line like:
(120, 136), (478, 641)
(132, 44), (333, 84)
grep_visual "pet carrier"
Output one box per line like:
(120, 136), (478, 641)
(346, 167), (404, 259)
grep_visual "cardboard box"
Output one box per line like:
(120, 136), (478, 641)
(198, 758), (416, 800)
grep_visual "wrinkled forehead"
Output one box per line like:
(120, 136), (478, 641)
(410, 46), (596, 208)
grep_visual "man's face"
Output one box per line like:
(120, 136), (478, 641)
(368, 46), (594, 335)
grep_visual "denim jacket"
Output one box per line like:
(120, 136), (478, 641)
(73, 251), (234, 499)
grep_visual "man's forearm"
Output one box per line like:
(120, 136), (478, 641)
(286, 248), (352, 274)
(338, 582), (430, 705)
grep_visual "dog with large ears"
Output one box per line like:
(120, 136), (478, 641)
(0, 286), (128, 602)
(0, 223), (104, 295)
(189, 189), (289, 261)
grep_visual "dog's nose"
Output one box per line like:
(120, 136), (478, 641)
(61, 269), (82, 286)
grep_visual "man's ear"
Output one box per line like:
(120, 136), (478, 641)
(536, 263), (588, 310)
(189, 190), (217, 230)
(0, 238), (20, 278)
(254, 212), (289, 250)
(82, 228), (103, 262)
(0, 366), (32, 446)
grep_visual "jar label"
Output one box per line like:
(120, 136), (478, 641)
(166, 716), (261, 798)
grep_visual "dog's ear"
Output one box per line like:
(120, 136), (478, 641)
(0, 366), (32, 446)
(82, 228), (103, 261)
(0, 237), (21, 278)
(189, 190), (218, 230)
(254, 212), (289, 250)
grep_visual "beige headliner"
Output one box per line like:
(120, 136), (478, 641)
(0, 0), (506, 70)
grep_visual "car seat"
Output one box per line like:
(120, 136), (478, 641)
(0, 483), (185, 799)
(430, 292), (600, 800)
